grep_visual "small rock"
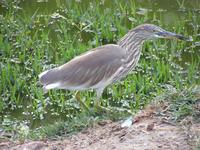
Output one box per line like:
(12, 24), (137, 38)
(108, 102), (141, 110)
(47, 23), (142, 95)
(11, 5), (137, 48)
(98, 120), (112, 126)
(121, 117), (133, 128)
(146, 123), (154, 131)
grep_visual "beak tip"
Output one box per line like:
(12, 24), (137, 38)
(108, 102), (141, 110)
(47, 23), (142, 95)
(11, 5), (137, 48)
(176, 34), (193, 41)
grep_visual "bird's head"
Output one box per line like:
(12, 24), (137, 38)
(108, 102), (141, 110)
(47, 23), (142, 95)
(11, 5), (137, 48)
(133, 24), (189, 41)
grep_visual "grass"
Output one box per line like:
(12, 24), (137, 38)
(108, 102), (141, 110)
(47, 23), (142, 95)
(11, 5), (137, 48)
(155, 85), (200, 122)
(0, 0), (200, 140)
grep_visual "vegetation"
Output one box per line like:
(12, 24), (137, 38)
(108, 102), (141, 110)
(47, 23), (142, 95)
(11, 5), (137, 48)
(0, 0), (199, 140)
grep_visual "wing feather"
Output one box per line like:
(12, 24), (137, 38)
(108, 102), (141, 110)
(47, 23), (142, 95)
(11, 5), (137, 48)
(39, 44), (126, 90)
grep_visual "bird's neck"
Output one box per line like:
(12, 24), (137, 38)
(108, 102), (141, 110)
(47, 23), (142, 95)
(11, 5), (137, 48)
(117, 30), (145, 53)
(118, 30), (144, 59)
(117, 30), (145, 70)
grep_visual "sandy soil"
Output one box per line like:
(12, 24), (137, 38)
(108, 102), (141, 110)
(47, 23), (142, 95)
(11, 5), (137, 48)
(1, 102), (199, 150)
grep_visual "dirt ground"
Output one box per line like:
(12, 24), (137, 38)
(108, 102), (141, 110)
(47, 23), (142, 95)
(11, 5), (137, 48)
(1, 101), (200, 150)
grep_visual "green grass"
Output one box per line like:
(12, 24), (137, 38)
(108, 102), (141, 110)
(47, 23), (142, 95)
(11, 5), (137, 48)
(155, 85), (200, 122)
(0, 0), (200, 140)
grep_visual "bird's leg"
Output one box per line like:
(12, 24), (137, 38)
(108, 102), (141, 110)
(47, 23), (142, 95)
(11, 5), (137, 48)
(75, 91), (89, 111)
(94, 89), (113, 112)
(94, 89), (106, 111)
(94, 89), (134, 115)
(94, 99), (100, 108)
(94, 89), (102, 108)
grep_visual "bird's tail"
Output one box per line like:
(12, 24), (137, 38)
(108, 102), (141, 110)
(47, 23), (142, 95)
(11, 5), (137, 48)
(39, 70), (50, 85)
(39, 68), (61, 92)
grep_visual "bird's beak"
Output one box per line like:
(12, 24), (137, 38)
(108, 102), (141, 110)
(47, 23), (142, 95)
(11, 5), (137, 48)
(156, 31), (190, 41)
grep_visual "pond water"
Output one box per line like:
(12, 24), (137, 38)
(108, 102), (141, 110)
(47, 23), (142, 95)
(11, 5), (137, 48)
(17, 0), (200, 62)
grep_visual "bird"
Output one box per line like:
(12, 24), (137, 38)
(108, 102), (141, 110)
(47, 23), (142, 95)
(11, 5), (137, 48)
(39, 24), (187, 111)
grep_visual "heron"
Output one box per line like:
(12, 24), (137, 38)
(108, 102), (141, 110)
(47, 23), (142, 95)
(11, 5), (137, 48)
(39, 24), (187, 112)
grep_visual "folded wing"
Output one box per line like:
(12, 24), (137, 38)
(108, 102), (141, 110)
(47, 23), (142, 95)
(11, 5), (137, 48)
(39, 44), (126, 91)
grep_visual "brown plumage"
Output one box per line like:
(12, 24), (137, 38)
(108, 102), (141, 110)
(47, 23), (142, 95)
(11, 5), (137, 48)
(39, 24), (187, 102)
(39, 44), (125, 92)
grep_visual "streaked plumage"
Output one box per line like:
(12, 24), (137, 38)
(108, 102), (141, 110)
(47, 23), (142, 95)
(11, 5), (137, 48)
(39, 24), (187, 104)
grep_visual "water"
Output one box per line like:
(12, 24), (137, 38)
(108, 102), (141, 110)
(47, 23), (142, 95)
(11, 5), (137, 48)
(0, 0), (200, 129)
(18, 0), (200, 64)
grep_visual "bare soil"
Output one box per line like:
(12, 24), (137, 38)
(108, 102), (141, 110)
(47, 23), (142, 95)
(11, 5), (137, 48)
(1, 101), (200, 150)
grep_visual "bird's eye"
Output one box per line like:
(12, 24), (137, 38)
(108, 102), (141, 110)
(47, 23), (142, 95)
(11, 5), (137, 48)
(152, 29), (157, 32)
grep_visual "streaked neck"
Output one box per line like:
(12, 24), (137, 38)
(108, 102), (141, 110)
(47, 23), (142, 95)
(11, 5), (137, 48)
(117, 30), (145, 53)
(117, 30), (145, 70)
